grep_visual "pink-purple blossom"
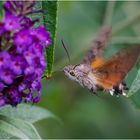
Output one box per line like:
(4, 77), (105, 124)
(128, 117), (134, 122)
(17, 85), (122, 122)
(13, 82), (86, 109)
(0, 1), (51, 107)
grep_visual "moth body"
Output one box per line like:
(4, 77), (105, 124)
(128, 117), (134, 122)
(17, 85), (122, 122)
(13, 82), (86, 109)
(64, 64), (128, 96)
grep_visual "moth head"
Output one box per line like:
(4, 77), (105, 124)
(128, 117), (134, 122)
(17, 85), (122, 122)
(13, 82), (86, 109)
(63, 64), (91, 81)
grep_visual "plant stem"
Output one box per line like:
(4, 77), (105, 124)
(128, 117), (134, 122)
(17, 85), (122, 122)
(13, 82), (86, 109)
(103, 1), (116, 26)
(113, 12), (140, 36)
(111, 36), (140, 44)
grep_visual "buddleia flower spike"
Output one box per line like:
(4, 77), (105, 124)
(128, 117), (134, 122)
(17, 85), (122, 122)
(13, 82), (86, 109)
(0, 1), (51, 107)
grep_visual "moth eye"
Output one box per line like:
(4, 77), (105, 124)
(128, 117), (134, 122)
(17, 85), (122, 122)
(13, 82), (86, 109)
(70, 71), (75, 76)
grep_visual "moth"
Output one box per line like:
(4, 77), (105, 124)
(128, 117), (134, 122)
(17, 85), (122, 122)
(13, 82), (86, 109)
(63, 26), (140, 96)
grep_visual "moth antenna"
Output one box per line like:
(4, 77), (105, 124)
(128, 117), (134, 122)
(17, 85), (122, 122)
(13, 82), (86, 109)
(61, 39), (71, 63)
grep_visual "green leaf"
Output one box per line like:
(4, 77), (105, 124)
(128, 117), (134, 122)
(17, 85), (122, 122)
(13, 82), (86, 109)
(129, 93), (140, 109)
(0, 1), (3, 20)
(0, 104), (57, 123)
(42, 1), (58, 77)
(0, 130), (12, 139)
(127, 68), (140, 109)
(0, 115), (41, 139)
(127, 68), (140, 97)
(0, 1), (3, 17)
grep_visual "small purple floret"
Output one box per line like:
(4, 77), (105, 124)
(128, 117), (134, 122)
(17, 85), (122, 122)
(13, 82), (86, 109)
(0, 82), (4, 91)
(0, 1), (51, 107)
(14, 29), (33, 46)
(0, 51), (10, 68)
(4, 13), (20, 31)
(0, 69), (14, 85)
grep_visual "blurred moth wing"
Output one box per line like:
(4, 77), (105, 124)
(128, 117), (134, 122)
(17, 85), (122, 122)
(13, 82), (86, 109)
(82, 26), (111, 64)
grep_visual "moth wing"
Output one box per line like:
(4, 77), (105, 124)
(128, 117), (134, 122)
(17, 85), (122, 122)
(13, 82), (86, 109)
(82, 26), (111, 64)
(94, 46), (140, 90)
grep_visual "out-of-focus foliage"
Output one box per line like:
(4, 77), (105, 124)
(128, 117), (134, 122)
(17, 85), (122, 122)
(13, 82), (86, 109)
(0, 104), (58, 139)
(37, 1), (140, 139)
(0, 104), (57, 123)
(0, 115), (41, 139)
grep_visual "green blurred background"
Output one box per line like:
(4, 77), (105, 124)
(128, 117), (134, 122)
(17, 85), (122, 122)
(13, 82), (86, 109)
(36, 1), (140, 138)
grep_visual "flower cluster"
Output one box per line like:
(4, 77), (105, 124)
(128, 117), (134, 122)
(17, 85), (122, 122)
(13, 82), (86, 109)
(0, 1), (51, 107)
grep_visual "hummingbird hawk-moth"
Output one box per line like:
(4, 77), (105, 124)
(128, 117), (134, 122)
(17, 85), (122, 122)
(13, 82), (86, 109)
(63, 26), (140, 96)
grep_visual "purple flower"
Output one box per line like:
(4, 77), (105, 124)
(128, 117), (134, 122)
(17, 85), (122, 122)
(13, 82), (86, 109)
(11, 56), (23, 75)
(0, 69), (14, 85)
(16, 44), (27, 54)
(25, 93), (32, 103)
(0, 99), (5, 107)
(30, 25), (52, 47)
(18, 83), (26, 92)
(14, 29), (33, 46)
(35, 68), (44, 77)
(0, 1), (51, 107)
(24, 66), (35, 75)
(4, 13), (20, 31)
(31, 80), (41, 91)
(8, 87), (22, 106)
(24, 51), (35, 65)
(40, 57), (47, 68)
(36, 25), (50, 42)
(0, 83), (4, 91)
(32, 44), (43, 56)
(0, 23), (5, 35)
(45, 39), (52, 47)
(33, 91), (41, 103)
(0, 51), (10, 68)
